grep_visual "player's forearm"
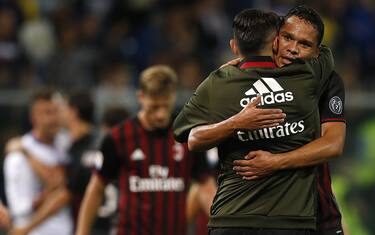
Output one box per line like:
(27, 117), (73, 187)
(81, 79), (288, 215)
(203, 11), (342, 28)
(32, 189), (50, 210)
(25, 188), (71, 233)
(0, 202), (11, 229)
(186, 178), (217, 223)
(188, 118), (236, 151)
(197, 177), (217, 216)
(277, 123), (345, 169)
(75, 175), (105, 235)
(25, 153), (65, 189)
(186, 183), (200, 224)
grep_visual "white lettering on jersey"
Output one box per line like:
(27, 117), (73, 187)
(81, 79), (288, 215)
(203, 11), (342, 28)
(237, 120), (305, 141)
(240, 77), (294, 107)
(129, 165), (185, 192)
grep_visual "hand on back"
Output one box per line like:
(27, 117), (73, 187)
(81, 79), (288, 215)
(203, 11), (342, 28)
(231, 96), (285, 130)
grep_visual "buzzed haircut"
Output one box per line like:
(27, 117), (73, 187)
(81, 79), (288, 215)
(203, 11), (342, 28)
(68, 91), (94, 123)
(285, 5), (324, 45)
(139, 65), (177, 96)
(233, 9), (281, 56)
(31, 88), (57, 106)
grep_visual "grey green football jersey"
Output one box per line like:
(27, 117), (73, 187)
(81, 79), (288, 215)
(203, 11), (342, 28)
(173, 46), (334, 230)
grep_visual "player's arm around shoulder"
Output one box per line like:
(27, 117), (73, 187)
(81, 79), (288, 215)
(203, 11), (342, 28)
(187, 95), (285, 151)
(320, 122), (346, 157)
(307, 45), (334, 84)
(5, 137), (65, 190)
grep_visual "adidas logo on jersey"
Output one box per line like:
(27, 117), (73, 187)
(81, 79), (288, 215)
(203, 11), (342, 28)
(240, 77), (294, 107)
(237, 120), (305, 141)
(130, 148), (145, 161)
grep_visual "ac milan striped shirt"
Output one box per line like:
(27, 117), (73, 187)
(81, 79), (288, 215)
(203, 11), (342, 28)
(97, 117), (210, 235)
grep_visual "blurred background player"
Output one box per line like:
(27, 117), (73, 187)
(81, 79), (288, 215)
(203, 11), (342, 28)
(75, 65), (217, 235)
(3, 89), (73, 235)
(97, 106), (131, 233)
(5, 92), (118, 235)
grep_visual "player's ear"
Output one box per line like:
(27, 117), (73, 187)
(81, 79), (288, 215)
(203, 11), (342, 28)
(272, 36), (279, 55)
(314, 45), (320, 58)
(230, 39), (239, 56)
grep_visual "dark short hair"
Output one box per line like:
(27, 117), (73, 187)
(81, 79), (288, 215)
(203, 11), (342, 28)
(31, 88), (58, 106)
(233, 9), (280, 56)
(284, 5), (324, 45)
(68, 92), (94, 123)
(102, 106), (130, 128)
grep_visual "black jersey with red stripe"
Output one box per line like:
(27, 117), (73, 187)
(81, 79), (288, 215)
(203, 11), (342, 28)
(316, 71), (345, 231)
(319, 71), (345, 123)
(97, 116), (209, 235)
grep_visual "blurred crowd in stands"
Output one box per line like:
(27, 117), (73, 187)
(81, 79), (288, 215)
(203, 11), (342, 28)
(0, 0), (374, 95)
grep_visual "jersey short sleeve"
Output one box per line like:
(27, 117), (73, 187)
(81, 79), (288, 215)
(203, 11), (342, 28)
(96, 134), (121, 182)
(319, 71), (346, 123)
(4, 152), (35, 218)
(173, 75), (213, 143)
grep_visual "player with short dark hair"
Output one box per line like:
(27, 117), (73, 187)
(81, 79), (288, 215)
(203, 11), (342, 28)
(233, 6), (346, 235)
(67, 92), (95, 124)
(233, 9), (281, 55)
(174, 8), (334, 235)
(284, 5), (324, 45)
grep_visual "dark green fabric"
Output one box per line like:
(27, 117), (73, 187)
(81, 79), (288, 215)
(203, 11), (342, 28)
(173, 46), (333, 229)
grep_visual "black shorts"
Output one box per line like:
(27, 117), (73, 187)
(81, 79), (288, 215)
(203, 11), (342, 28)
(208, 228), (314, 235)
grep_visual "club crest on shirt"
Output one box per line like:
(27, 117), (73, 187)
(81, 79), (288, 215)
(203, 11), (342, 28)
(329, 96), (343, 114)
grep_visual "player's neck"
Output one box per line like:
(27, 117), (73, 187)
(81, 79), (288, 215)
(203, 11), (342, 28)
(69, 120), (92, 142)
(138, 111), (153, 131)
(255, 47), (273, 57)
(32, 129), (54, 145)
(240, 49), (273, 59)
(137, 110), (152, 130)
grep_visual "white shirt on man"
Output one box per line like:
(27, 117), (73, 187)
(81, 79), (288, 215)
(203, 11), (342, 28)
(4, 133), (73, 235)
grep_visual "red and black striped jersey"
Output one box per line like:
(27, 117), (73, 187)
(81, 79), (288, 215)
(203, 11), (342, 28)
(97, 116), (210, 235)
(316, 71), (345, 231)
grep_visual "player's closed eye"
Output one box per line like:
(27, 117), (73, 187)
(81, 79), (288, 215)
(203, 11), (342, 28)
(283, 34), (292, 41)
(300, 42), (312, 48)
